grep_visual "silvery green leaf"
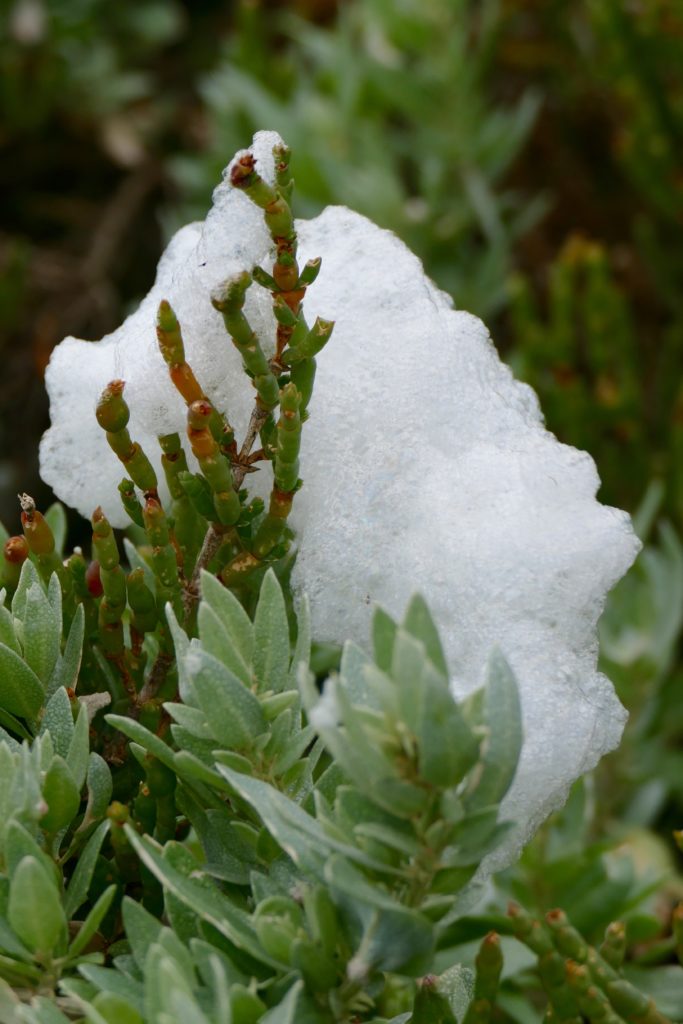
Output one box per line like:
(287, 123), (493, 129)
(188, 806), (256, 885)
(0, 878), (33, 962)
(123, 538), (155, 588)
(253, 569), (290, 693)
(403, 594), (449, 678)
(339, 641), (380, 709)
(79, 753), (113, 831)
(199, 570), (253, 670)
(183, 649), (265, 749)
(270, 722), (316, 777)
(122, 898), (163, 971)
(219, 766), (400, 877)
(41, 754), (80, 834)
(83, 992), (142, 1024)
(163, 605), (195, 706)
(390, 629), (426, 700)
(11, 560), (42, 622)
(372, 606), (398, 673)
(260, 980), (327, 1024)
(288, 593), (311, 687)
(465, 649), (522, 809)
(66, 885), (116, 962)
(40, 687), (74, 759)
(163, 703), (212, 739)
(144, 943), (195, 1021)
(46, 572), (62, 621)
(105, 716), (176, 771)
(324, 855), (434, 975)
(0, 643), (45, 720)
(9, 856), (67, 956)
(77, 965), (144, 1016)
(260, 691), (299, 722)
(0, 601), (20, 656)
(38, 731), (54, 770)
(48, 603), (84, 697)
(0, 725), (20, 752)
(124, 828), (276, 967)
(64, 820), (111, 920)
(437, 964), (475, 1022)
(172, 751), (233, 792)
(16, 995), (73, 1024)
(66, 706), (90, 792)
(168, 727), (215, 766)
(21, 581), (60, 687)
(408, 661), (478, 789)
(197, 603), (252, 686)
(0, 976), (21, 1024)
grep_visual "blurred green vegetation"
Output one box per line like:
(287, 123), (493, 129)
(1, 0), (683, 1015)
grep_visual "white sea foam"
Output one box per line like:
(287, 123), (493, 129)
(40, 131), (640, 867)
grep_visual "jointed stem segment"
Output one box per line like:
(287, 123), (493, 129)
(93, 142), (334, 671)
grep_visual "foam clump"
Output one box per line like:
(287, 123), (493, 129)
(40, 131), (640, 866)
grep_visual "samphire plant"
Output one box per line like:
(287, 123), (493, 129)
(0, 136), (680, 1024)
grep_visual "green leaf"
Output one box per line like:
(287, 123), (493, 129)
(219, 766), (399, 877)
(64, 820), (110, 919)
(198, 603), (253, 686)
(228, 981), (266, 1024)
(0, 712), (29, 744)
(436, 964), (475, 1022)
(4, 820), (55, 882)
(0, 643), (45, 720)
(443, 806), (510, 866)
(123, 538), (155, 589)
(67, 885), (117, 961)
(372, 606), (397, 673)
(253, 569), (290, 693)
(11, 560), (42, 622)
(466, 649), (522, 808)
(0, 978), (20, 1024)
(260, 980), (327, 1024)
(411, 978), (457, 1024)
(410, 661), (478, 789)
(0, 602), (20, 656)
(49, 603), (85, 695)
(123, 828), (278, 968)
(19, 996), (73, 1024)
(41, 755), (81, 834)
(403, 594), (449, 678)
(164, 702), (213, 739)
(46, 572), (62, 623)
(122, 897), (163, 971)
(89, 993), (144, 1024)
(163, 606), (197, 706)
(8, 856), (66, 955)
(44, 503), (67, 557)
(289, 594), (311, 687)
(22, 581), (61, 686)
(105, 716), (176, 771)
(324, 855), (434, 975)
(80, 753), (113, 830)
(16, 997), (72, 1023)
(0, 879), (33, 962)
(66, 705), (90, 792)
(40, 687), (74, 759)
(339, 641), (381, 709)
(183, 649), (265, 749)
(173, 750), (235, 792)
(200, 572), (254, 668)
(77, 966), (144, 1016)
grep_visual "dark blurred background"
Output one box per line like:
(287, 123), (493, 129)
(1, 0), (682, 532)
